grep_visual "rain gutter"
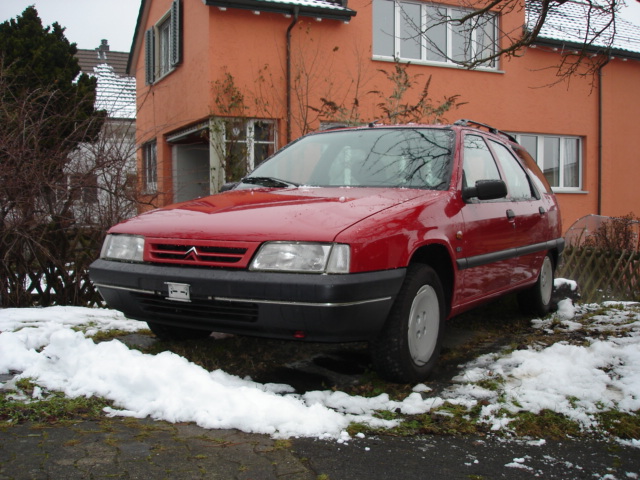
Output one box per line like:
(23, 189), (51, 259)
(597, 57), (611, 215)
(286, 7), (300, 144)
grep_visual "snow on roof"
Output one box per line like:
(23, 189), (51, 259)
(76, 41), (136, 120)
(204, 0), (356, 20)
(527, 0), (640, 56)
(90, 64), (136, 120)
(252, 0), (349, 9)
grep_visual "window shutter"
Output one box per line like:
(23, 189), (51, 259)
(170, 0), (182, 67)
(145, 27), (155, 85)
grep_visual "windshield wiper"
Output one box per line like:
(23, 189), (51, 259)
(242, 176), (299, 188)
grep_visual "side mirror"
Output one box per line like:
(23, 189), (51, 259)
(463, 179), (507, 201)
(220, 182), (239, 192)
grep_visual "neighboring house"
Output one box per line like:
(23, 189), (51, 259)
(74, 40), (138, 225)
(127, 0), (640, 231)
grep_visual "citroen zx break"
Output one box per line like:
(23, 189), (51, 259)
(90, 120), (564, 383)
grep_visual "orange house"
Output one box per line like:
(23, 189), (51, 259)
(127, 0), (640, 231)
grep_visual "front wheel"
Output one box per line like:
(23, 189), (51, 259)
(518, 253), (555, 316)
(147, 322), (213, 341)
(371, 264), (446, 383)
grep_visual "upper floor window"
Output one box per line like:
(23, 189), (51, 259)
(514, 133), (582, 191)
(145, 0), (182, 85)
(373, 0), (498, 69)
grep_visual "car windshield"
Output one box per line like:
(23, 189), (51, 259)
(241, 127), (455, 190)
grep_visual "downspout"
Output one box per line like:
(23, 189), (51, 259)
(286, 7), (300, 144)
(597, 57), (610, 216)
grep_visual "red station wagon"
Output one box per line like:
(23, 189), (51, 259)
(90, 120), (564, 383)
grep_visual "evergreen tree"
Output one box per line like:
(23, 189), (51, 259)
(0, 6), (104, 154)
(0, 7), (107, 308)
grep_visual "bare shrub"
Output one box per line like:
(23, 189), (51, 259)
(0, 66), (139, 307)
(583, 213), (640, 252)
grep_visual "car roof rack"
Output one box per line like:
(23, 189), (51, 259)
(453, 119), (518, 144)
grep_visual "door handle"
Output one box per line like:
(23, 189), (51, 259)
(539, 206), (547, 215)
(506, 209), (516, 220)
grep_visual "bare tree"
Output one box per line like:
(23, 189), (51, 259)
(0, 65), (140, 307)
(68, 119), (139, 229)
(369, 63), (467, 124)
(210, 69), (251, 183)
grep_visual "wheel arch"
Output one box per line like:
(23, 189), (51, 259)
(409, 243), (455, 317)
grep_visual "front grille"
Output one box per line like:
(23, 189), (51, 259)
(146, 238), (259, 268)
(133, 292), (258, 323)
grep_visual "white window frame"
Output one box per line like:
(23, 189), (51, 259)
(142, 141), (158, 193)
(145, 0), (181, 85)
(372, 0), (499, 70)
(513, 133), (583, 192)
(223, 119), (277, 171)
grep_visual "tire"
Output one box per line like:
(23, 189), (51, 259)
(371, 264), (446, 383)
(147, 322), (213, 341)
(518, 253), (555, 316)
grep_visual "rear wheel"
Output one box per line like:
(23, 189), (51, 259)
(147, 322), (213, 341)
(518, 253), (555, 316)
(371, 264), (445, 383)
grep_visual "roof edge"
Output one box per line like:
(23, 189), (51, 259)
(127, 0), (148, 75)
(203, 0), (357, 21)
(532, 37), (640, 62)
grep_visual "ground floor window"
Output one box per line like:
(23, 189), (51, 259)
(223, 119), (277, 182)
(69, 173), (99, 204)
(142, 141), (158, 193)
(513, 133), (582, 191)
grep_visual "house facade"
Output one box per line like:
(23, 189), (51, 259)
(127, 0), (640, 232)
(75, 40), (138, 225)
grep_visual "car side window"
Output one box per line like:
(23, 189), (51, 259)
(512, 145), (552, 195)
(490, 140), (534, 200)
(462, 134), (501, 189)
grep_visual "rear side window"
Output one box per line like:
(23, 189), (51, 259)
(490, 141), (535, 200)
(462, 135), (501, 188)
(512, 145), (553, 195)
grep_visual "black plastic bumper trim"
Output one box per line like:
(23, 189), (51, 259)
(457, 237), (565, 270)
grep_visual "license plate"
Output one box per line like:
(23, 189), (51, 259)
(165, 282), (191, 302)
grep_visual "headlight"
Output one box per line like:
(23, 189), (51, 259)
(100, 234), (145, 262)
(250, 242), (350, 273)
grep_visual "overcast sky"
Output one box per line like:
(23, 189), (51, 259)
(0, 0), (639, 54)
(0, 0), (142, 52)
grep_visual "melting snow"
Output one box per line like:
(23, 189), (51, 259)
(1, 297), (640, 441)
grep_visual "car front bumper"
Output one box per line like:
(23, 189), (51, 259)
(89, 259), (406, 342)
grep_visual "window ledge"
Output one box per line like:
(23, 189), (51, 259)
(372, 55), (504, 74)
(148, 67), (177, 86)
(552, 189), (588, 194)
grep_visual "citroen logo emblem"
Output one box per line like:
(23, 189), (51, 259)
(184, 246), (199, 261)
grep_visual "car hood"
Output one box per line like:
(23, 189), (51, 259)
(110, 187), (444, 242)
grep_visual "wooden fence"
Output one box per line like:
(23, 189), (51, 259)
(557, 246), (640, 304)
(0, 227), (104, 308)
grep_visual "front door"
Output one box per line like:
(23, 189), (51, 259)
(458, 134), (516, 303)
(173, 144), (210, 203)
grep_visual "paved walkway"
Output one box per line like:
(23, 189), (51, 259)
(1, 418), (639, 479)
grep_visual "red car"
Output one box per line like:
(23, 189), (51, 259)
(90, 120), (563, 383)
